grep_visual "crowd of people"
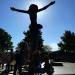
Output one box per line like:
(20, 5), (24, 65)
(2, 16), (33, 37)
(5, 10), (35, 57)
(13, 49), (54, 75)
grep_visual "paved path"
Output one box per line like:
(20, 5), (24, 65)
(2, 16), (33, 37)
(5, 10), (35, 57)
(1, 71), (75, 75)
(1, 62), (75, 75)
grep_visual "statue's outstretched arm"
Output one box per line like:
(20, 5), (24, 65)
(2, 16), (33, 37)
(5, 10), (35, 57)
(38, 1), (55, 12)
(10, 7), (28, 13)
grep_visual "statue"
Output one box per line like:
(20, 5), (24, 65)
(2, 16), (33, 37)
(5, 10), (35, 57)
(10, 1), (55, 75)
(10, 1), (55, 25)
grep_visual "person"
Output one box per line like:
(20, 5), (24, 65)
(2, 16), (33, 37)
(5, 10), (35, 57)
(10, 1), (55, 24)
(44, 55), (54, 75)
(28, 50), (41, 75)
(13, 51), (22, 75)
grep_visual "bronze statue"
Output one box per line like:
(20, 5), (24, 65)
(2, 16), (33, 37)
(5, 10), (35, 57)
(10, 1), (55, 75)
(10, 1), (55, 25)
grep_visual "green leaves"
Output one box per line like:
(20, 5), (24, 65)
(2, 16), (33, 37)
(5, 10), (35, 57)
(0, 28), (13, 52)
(58, 30), (75, 53)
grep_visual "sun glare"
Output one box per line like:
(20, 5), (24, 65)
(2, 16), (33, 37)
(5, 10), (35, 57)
(19, 0), (50, 20)
(22, 0), (46, 19)
(21, 0), (44, 9)
(31, 1), (44, 9)
(29, 0), (45, 19)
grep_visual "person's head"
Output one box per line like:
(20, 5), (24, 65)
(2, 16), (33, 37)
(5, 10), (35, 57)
(29, 4), (38, 12)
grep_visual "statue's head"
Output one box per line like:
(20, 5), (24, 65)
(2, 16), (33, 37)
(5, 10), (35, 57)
(29, 4), (38, 12)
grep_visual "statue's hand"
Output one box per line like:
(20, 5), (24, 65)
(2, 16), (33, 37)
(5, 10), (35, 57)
(10, 7), (16, 11)
(50, 1), (55, 5)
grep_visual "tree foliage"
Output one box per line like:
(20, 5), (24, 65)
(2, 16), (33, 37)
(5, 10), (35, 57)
(16, 24), (44, 61)
(17, 24), (43, 59)
(23, 24), (43, 53)
(16, 41), (29, 61)
(58, 30), (75, 52)
(0, 28), (13, 52)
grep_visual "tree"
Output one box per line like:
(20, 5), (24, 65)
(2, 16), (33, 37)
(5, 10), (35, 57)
(16, 41), (29, 62)
(0, 28), (13, 52)
(16, 24), (44, 63)
(23, 24), (43, 54)
(16, 24), (44, 67)
(58, 30), (75, 53)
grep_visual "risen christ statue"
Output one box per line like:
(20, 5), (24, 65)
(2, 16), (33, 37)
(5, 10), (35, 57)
(10, 1), (55, 24)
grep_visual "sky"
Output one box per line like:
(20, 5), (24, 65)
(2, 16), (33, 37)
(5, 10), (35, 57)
(0, 0), (75, 51)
